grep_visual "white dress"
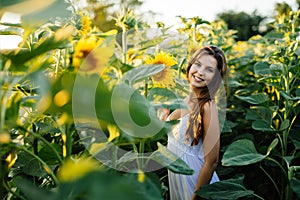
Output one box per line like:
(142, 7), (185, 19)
(167, 113), (219, 200)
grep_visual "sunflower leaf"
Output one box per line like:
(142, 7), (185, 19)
(122, 64), (165, 85)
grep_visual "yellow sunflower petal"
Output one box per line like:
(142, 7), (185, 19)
(72, 35), (115, 74)
(57, 157), (100, 182)
(145, 51), (177, 88)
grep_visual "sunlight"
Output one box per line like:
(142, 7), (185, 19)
(0, 12), (22, 49)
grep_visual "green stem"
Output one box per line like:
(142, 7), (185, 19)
(64, 48), (67, 68)
(266, 155), (288, 197)
(266, 157), (287, 178)
(259, 165), (280, 198)
(132, 143), (141, 170)
(111, 144), (118, 169)
(3, 180), (26, 200)
(276, 133), (284, 159)
(178, 58), (186, 79)
(65, 124), (72, 159)
(139, 139), (145, 170)
(20, 147), (59, 185)
(122, 26), (127, 64)
(18, 126), (63, 163)
(32, 124), (38, 155)
(132, 143), (138, 153)
(282, 130), (288, 157)
(192, 23), (196, 42)
(252, 193), (265, 200)
(144, 79), (148, 98)
(55, 50), (61, 76)
(0, 72), (17, 130)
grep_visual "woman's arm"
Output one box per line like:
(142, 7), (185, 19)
(192, 101), (220, 200)
(157, 108), (170, 121)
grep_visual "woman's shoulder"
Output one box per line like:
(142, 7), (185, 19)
(203, 100), (218, 112)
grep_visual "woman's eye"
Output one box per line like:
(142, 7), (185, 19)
(206, 68), (214, 73)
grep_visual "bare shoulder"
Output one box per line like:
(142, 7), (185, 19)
(203, 100), (218, 113)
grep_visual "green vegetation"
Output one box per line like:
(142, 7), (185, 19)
(0, 0), (299, 199)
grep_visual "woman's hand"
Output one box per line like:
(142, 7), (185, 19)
(157, 108), (170, 121)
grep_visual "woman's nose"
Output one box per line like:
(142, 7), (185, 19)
(196, 66), (204, 75)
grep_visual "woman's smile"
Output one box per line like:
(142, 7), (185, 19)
(188, 54), (217, 89)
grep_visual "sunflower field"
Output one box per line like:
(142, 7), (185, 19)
(0, 0), (299, 200)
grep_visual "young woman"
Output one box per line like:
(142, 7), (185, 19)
(159, 46), (227, 200)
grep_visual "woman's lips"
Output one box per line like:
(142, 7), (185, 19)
(193, 75), (204, 82)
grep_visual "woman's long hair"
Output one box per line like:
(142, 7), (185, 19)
(185, 46), (227, 146)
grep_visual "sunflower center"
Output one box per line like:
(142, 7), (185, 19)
(153, 69), (166, 81)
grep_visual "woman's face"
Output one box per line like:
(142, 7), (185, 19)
(188, 54), (218, 89)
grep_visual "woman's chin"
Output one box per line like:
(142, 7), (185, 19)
(190, 84), (207, 91)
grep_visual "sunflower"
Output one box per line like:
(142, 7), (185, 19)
(72, 35), (114, 74)
(57, 157), (100, 182)
(145, 51), (177, 88)
(73, 35), (102, 71)
(76, 12), (92, 36)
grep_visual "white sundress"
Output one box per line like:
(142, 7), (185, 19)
(167, 113), (219, 200)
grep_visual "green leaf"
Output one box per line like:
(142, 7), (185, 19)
(235, 93), (269, 104)
(0, 26), (23, 36)
(153, 99), (189, 110)
(122, 64), (165, 85)
(196, 175), (256, 200)
(291, 178), (300, 198)
(229, 80), (243, 87)
(21, 96), (39, 107)
(222, 139), (266, 166)
(0, 0), (26, 7)
(264, 31), (284, 39)
(16, 170), (163, 200)
(7, 34), (71, 68)
(252, 120), (274, 131)
(138, 37), (167, 51)
(246, 106), (274, 131)
(14, 152), (47, 177)
(246, 106), (272, 123)
(279, 120), (290, 131)
(284, 156), (293, 166)
(266, 138), (278, 156)
(221, 120), (237, 133)
(58, 171), (163, 200)
(295, 47), (300, 56)
(254, 62), (270, 75)
(5, 91), (22, 129)
(150, 143), (194, 175)
(21, 0), (71, 28)
(38, 143), (62, 165)
(0, 21), (22, 27)
(14, 177), (55, 200)
(148, 87), (178, 101)
(270, 63), (284, 72)
(280, 91), (300, 101)
(257, 76), (281, 86)
(108, 83), (167, 138)
(291, 139), (300, 150)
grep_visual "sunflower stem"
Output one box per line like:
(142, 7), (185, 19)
(122, 26), (127, 64)
(20, 147), (59, 186)
(139, 139), (145, 170)
(144, 78), (149, 98)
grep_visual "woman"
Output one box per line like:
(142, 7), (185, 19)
(159, 45), (227, 200)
